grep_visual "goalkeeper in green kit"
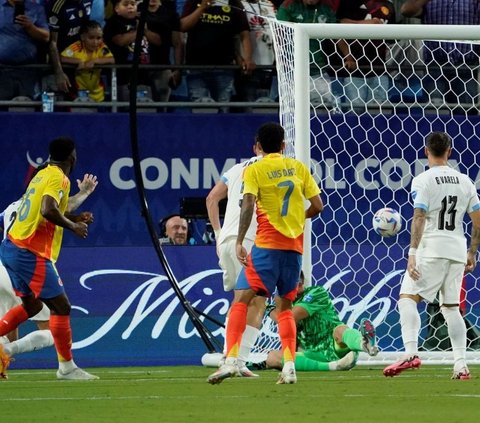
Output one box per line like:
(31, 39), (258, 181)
(252, 271), (379, 372)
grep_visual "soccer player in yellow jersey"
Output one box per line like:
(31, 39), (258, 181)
(0, 137), (98, 380)
(208, 122), (323, 385)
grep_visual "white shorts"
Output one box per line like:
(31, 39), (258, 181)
(0, 263), (50, 322)
(218, 237), (254, 291)
(400, 257), (465, 304)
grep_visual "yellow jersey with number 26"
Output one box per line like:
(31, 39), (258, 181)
(8, 165), (70, 262)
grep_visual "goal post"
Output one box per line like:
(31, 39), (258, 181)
(263, 20), (480, 365)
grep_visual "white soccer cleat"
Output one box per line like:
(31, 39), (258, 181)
(237, 365), (259, 378)
(56, 367), (99, 380)
(276, 368), (297, 384)
(207, 363), (238, 385)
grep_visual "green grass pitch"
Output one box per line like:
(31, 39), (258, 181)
(1, 365), (478, 422)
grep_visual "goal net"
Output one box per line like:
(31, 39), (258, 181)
(249, 21), (480, 366)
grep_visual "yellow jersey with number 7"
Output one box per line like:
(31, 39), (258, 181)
(242, 153), (321, 254)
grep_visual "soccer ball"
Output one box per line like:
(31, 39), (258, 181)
(372, 207), (402, 237)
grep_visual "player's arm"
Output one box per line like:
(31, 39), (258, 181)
(41, 195), (88, 238)
(305, 194), (323, 219)
(407, 207), (426, 280)
(48, 31), (71, 92)
(67, 174), (98, 213)
(466, 209), (480, 273)
(206, 180), (228, 239)
(236, 193), (255, 265)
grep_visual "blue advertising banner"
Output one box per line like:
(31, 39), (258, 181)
(1, 112), (479, 369)
(15, 244), (408, 369)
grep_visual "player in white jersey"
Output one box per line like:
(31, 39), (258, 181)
(206, 146), (265, 376)
(383, 132), (480, 380)
(0, 173), (97, 373)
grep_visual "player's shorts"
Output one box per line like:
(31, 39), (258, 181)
(0, 263), (50, 321)
(400, 256), (465, 304)
(236, 245), (301, 301)
(0, 239), (65, 300)
(218, 236), (254, 291)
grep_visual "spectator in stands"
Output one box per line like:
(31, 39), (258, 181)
(103, 0), (162, 102)
(235, 0), (277, 110)
(180, 0), (255, 113)
(401, 0), (480, 114)
(276, 0), (356, 109)
(60, 20), (115, 102)
(46, 0), (92, 93)
(146, 0), (184, 110)
(159, 214), (190, 245)
(337, 0), (396, 113)
(0, 0), (49, 102)
(385, 0), (424, 105)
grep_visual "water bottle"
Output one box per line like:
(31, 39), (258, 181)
(78, 90), (89, 100)
(42, 92), (54, 112)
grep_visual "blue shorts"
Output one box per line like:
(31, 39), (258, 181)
(0, 239), (65, 299)
(236, 245), (302, 301)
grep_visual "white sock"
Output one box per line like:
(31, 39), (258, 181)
(58, 359), (77, 373)
(398, 297), (420, 355)
(441, 306), (467, 371)
(238, 325), (260, 365)
(3, 330), (54, 357)
(328, 361), (338, 371)
(282, 360), (295, 372)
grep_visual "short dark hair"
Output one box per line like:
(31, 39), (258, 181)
(256, 122), (285, 153)
(80, 20), (102, 35)
(426, 132), (452, 157)
(49, 137), (75, 162)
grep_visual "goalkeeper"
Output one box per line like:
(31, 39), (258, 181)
(255, 271), (379, 372)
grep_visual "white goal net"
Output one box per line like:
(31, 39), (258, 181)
(250, 21), (480, 366)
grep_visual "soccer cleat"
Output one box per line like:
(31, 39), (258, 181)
(56, 367), (99, 380)
(452, 369), (471, 380)
(336, 351), (358, 371)
(207, 363), (238, 385)
(383, 355), (421, 377)
(360, 318), (379, 356)
(0, 344), (11, 380)
(276, 368), (297, 384)
(237, 365), (259, 377)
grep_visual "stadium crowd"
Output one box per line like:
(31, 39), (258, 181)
(0, 0), (479, 112)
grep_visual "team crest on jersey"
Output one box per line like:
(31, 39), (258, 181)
(303, 294), (313, 303)
(222, 5), (231, 12)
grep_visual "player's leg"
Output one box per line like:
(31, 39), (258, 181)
(237, 296), (265, 377)
(335, 322), (379, 356)
(207, 287), (257, 384)
(440, 262), (470, 380)
(274, 251), (302, 384)
(384, 258), (444, 376)
(38, 260), (98, 381)
(2, 305), (53, 357)
(0, 263), (21, 343)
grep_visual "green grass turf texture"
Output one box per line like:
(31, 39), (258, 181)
(1, 365), (478, 422)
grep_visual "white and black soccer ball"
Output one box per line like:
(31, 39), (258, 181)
(372, 207), (402, 238)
